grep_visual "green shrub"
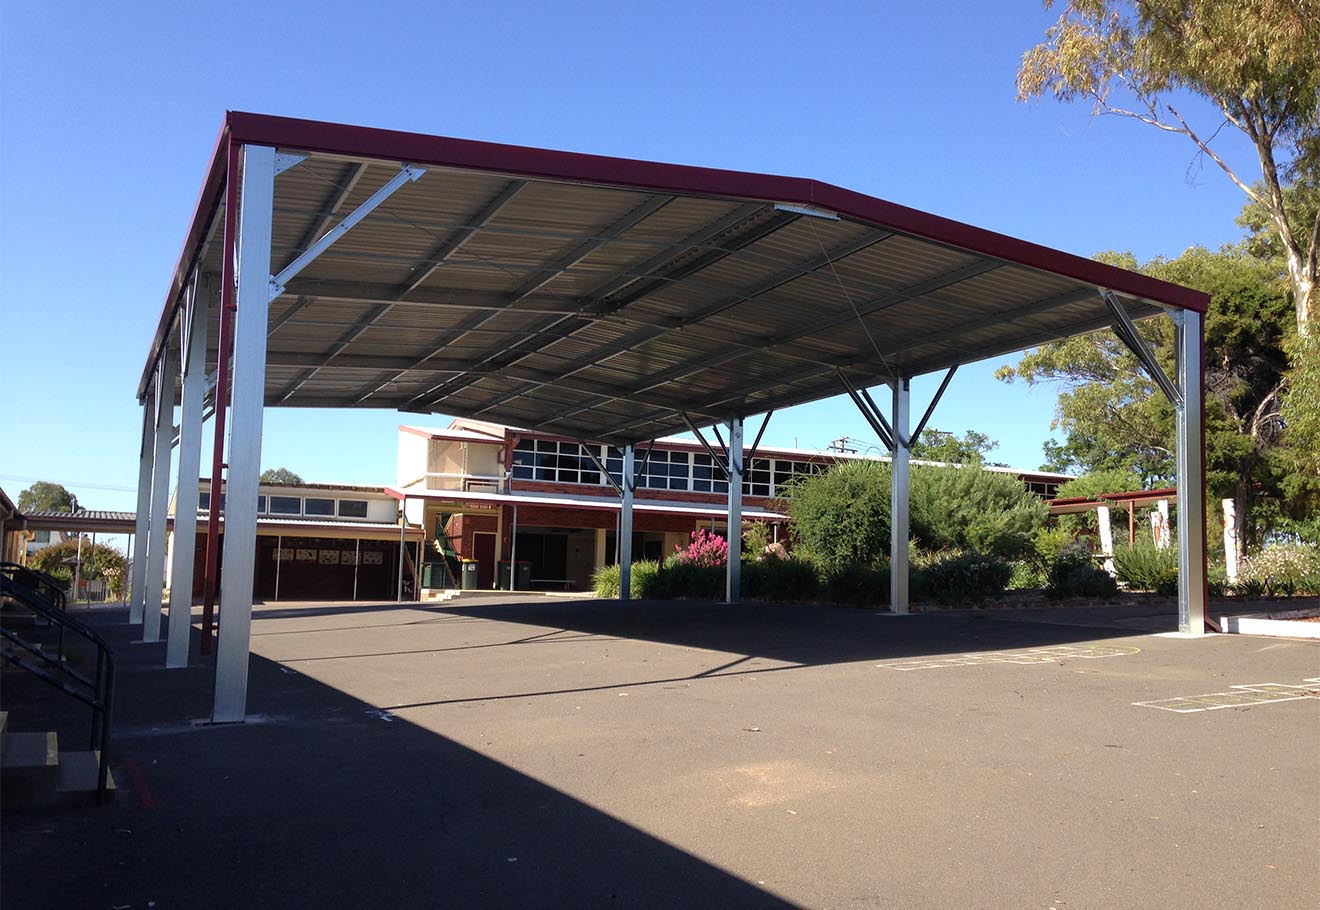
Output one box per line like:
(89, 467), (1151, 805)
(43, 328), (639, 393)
(647, 560), (725, 599)
(909, 464), (1049, 559)
(1007, 560), (1046, 590)
(590, 560), (663, 598)
(920, 551), (1013, 605)
(743, 557), (820, 601)
(1113, 539), (1179, 594)
(1046, 544), (1118, 599)
(1235, 543), (1320, 597)
(820, 564), (891, 607)
(27, 538), (127, 598)
(782, 460), (892, 574)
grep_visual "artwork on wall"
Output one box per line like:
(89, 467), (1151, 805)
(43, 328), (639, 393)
(362, 551), (384, 566)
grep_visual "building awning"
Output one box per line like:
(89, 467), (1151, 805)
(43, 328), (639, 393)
(140, 112), (1208, 447)
(387, 486), (787, 521)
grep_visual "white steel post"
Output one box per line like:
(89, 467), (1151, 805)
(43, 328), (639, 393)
(725, 417), (743, 603)
(166, 277), (209, 667)
(143, 341), (178, 642)
(890, 379), (911, 613)
(1175, 310), (1208, 634)
(619, 445), (635, 602)
(129, 405), (153, 622)
(213, 144), (275, 724)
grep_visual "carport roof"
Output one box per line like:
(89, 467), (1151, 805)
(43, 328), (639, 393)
(142, 111), (1208, 446)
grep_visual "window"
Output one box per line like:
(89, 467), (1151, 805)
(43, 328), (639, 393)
(692, 453), (728, 494)
(269, 495), (301, 515)
(256, 495), (267, 514)
(338, 499), (369, 518)
(512, 439), (604, 485)
(742, 458), (772, 497)
(33, 530), (51, 543)
(304, 497), (334, 517)
(199, 491), (226, 512)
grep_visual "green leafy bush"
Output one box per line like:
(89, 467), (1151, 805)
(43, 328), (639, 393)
(1113, 539), (1179, 594)
(920, 551), (1013, 605)
(647, 560), (725, 599)
(909, 465), (1049, 559)
(820, 564), (891, 607)
(782, 459), (892, 574)
(27, 538), (127, 598)
(743, 556), (820, 601)
(591, 560), (662, 598)
(1007, 560), (1046, 590)
(1045, 543), (1118, 599)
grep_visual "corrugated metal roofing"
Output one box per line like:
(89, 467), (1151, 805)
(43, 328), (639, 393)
(142, 112), (1208, 447)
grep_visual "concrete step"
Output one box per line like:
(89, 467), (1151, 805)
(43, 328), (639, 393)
(55, 750), (116, 805)
(1, 730), (59, 804)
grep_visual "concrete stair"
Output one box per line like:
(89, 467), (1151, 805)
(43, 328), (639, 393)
(1, 720), (115, 808)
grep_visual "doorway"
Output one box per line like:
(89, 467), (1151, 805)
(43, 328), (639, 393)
(473, 532), (496, 589)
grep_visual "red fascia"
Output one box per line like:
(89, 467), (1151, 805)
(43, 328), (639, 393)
(224, 110), (1210, 315)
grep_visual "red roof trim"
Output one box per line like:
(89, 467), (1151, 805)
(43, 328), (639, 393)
(225, 110), (1209, 314)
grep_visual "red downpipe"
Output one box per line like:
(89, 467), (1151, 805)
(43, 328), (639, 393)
(200, 139), (240, 655)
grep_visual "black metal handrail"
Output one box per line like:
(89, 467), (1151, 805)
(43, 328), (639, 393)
(0, 562), (67, 611)
(0, 572), (115, 800)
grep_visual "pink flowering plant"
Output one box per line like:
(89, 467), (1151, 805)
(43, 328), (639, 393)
(674, 529), (729, 568)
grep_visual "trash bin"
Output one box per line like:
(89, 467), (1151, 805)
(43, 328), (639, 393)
(497, 560), (534, 590)
(460, 560), (479, 590)
(421, 562), (436, 589)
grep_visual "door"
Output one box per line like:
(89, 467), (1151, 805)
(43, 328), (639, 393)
(473, 532), (496, 589)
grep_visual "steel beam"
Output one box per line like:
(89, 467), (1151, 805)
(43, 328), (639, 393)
(166, 274), (209, 667)
(270, 163), (426, 299)
(911, 366), (957, 447)
(619, 445), (635, 603)
(1103, 290), (1182, 407)
(142, 339), (178, 642)
(129, 403), (153, 623)
(1175, 310), (1208, 634)
(725, 417), (744, 604)
(278, 162), (367, 274)
(890, 379), (911, 613)
(213, 144), (275, 724)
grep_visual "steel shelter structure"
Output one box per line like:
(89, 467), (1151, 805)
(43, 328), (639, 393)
(134, 112), (1210, 722)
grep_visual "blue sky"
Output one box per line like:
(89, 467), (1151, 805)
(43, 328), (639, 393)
(1, 1), (1258, 533)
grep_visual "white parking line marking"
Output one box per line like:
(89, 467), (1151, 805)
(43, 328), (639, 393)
(1134, 679), (1320, 713)
(878, 644), (1140, 671)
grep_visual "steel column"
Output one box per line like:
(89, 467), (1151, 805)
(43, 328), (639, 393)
(201, 139), (242, 655)
(143, 340), (178, 642)
(619, 446), (635, 602)
(890, 379), (911, 613)
(212, 144), (275, 724)
(166, 275), (209, 667)
(725, 417), (744, 603)
(1175, 310), (1208, 633)
(129, 405), (153, 622)
(397, 501), (407, 602)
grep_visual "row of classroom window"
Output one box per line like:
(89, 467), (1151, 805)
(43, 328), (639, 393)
(512, 440), (1063, 499)
(198, 492), (371, 519)
(511, 439), (826, 497)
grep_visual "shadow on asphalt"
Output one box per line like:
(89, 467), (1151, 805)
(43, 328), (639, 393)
(1, 609), (797, 910)
(420, 596), (1140, 666)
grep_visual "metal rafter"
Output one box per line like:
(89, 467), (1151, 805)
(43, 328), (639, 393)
(475, 229), (895, 418)
(398, 194), (678, 409)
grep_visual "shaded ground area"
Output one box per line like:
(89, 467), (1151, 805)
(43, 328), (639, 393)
(3, 597), (1318, 909)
